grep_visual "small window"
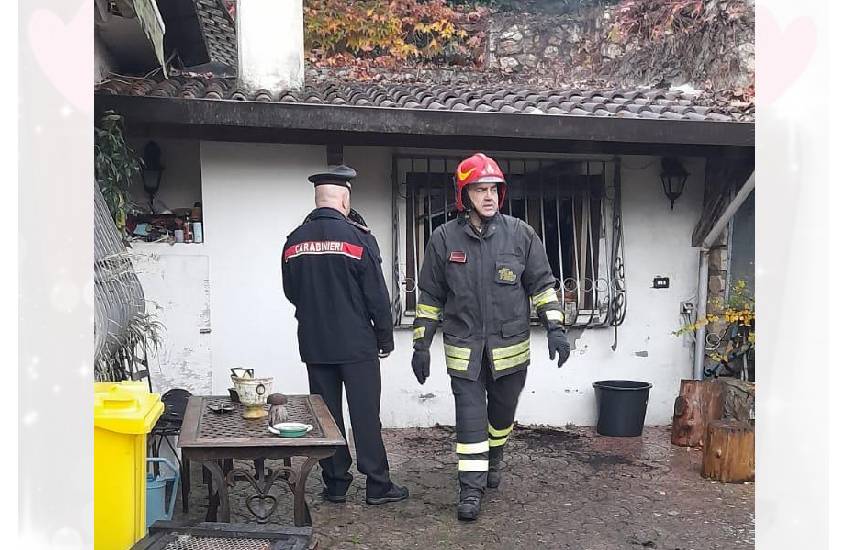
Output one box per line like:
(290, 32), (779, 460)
(391, 155), (627, 328)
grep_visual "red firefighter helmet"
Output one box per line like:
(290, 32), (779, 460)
(454, 153), (507, 212)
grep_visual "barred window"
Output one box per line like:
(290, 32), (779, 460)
(391, 155), (627, 329)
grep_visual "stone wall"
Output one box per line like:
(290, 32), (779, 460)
(484, 0), (754, 90)
(306, 0), (754, 100)
(487, 11), (591, 75)
(707, 238), (729, 338)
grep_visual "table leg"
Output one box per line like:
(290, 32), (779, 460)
(202, 465), (216, 521)
(292, 457), (319, 527)
(181, 455), (191, 513)
(202, 460), (231, 522)
(254, 458), (265, 480)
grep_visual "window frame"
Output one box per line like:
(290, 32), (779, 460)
(390, 154), (627, 330)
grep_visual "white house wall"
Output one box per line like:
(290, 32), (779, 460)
(190, 142), (704, 428)
(129, 242), (213, 395)
(201, 143), (325, 400)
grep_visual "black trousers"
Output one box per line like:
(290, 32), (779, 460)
(306, 358), (392, 498)
(451, 354), (527, 494)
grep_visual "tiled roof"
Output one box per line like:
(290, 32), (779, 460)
(194, 0), (237, 68)
(96, 76), (753, 122)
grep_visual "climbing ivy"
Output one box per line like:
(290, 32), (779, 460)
(607, 0), (709, 43)
(304, 0), (486, 68)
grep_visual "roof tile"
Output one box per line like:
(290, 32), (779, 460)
(95, 76), (752, 123)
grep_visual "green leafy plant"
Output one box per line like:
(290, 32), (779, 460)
(675, 279), (754, 373)
(94, 111), (141, 231)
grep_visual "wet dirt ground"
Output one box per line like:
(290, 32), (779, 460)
(173, 425), (754, 549)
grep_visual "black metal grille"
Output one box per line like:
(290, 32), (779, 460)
(391, 155), (627, 329)
(164, 536), (273, 550)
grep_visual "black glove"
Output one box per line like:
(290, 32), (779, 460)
(378, 340), (394, 359)
(547, 328), (570, 367)
(412, 349), (430, 384)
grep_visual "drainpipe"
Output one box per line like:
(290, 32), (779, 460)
(694, 250), (709, 379)
(693, 171), (755, 379)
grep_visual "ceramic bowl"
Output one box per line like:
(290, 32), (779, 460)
(268, 422), (313, 438)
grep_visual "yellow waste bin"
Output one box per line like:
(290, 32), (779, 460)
(94, 381), (164, 550)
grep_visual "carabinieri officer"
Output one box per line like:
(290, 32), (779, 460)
(282, 164), (409, 505)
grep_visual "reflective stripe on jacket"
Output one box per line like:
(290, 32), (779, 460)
(413, 214), (563, 380)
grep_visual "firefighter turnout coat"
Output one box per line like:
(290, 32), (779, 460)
(413, 213), (566, 380)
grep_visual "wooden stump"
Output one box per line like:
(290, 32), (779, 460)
(671, 378), (755, 448)
(671, 379), (722, 447)
(701, 420), (755, 483)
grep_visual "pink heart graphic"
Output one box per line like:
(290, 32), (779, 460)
(758, 7), (817, 105)
(28, 2), (91, 114)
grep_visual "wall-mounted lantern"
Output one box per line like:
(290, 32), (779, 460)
(659, 157), (689, 210)
(142, 141), (164, 213)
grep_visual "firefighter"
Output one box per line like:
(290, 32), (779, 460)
(411, 153), (570, 521)
(282, 164), (409, 505)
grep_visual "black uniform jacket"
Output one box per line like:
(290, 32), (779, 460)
(282, 207), (394, 364)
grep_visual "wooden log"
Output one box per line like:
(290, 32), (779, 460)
(671, 379), (723, 447)
(671, 378), (755, 447)
(701, 419), (755, 483)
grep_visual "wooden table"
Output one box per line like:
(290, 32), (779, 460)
(178, 395), (346, 527)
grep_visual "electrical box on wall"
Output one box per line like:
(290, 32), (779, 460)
(652, 276), (670, 289)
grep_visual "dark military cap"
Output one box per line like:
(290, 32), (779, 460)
(308, 164), (357, 189)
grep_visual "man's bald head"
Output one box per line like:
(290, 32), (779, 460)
(315, 183), (351, 215)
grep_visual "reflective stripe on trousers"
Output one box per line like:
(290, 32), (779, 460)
(451, 352), (527, 492)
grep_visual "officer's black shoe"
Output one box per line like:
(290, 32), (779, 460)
(321, 488), (347, 503)
(457, 492), (482, 521)
(365, 483), (409, 505)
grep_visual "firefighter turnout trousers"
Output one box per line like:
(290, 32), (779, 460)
(411, 214), (566, 496)
(452, 352), (527, 494)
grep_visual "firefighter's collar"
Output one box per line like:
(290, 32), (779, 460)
(461, 213), (501, 239)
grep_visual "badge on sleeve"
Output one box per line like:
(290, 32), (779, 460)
(449, 251), (467, 263)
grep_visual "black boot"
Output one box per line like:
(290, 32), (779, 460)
(366, 482), (410, 505)
(457, 489), (482, 521)
(487, 446), (504, 489)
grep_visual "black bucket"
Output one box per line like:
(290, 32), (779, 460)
(593, 380), (653, 437)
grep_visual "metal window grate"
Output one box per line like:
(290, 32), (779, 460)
(391, 155), (627, 330)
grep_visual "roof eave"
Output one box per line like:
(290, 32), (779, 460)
(95, 94), (755, 152)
